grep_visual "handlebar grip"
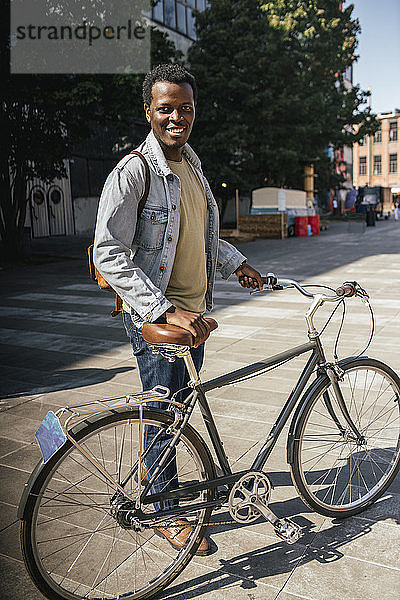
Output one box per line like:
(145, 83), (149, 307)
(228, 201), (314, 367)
(336, 282), (356, 297)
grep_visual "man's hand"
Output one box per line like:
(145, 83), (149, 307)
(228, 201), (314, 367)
(234, 263), (263, 290)
(165, 307), (210, 347)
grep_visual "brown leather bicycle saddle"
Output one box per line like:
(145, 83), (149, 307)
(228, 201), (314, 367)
(142, 318), (218, 347)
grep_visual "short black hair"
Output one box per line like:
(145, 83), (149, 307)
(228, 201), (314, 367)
(142, 63), (198, 106)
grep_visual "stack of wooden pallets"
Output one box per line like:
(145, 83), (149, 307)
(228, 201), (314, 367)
(238, 213), (288, 239)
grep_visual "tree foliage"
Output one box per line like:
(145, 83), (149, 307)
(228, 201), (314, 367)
(188, 0), (376, 192)
(1, 75), (101, 256)
(1, 25), (181, 257)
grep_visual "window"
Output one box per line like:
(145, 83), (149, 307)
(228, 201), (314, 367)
(151, 0), (207, 39)
(374, 126), (382, 143)
(187, 7), (196, 39)
(389, 121), (398, 142)
(344, 65), (352, 82)
(389, 153), (398, 173)
(176, 1), (187, 33)
(373, 155), (382, 175)
(358, 135), (367, 146)
(164, 0), (177, 28)
(153, 0), (163, 22)
(359, 156), (367, 175)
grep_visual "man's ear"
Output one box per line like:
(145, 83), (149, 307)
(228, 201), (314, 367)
(144, 104), (151, 123)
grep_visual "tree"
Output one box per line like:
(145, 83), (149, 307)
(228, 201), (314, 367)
(1, 23), (181, 259)
(261, 0), (377, 182)
(188, 0), (376, 194)
(1, 75), (102, 257)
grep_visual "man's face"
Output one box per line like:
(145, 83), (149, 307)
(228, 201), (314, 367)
(144, 81), (195, 159)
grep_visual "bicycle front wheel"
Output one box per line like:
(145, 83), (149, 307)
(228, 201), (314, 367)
(20, 407), (214, 600)
(291, 358), (400, 518)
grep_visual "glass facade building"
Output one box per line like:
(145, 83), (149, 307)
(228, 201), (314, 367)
(151, 0), (208, 40)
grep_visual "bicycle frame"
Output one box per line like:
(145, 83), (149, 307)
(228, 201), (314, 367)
(137, 337), (328, 519)
(138, 281), (368, 519)
(27, 278), (366, 524)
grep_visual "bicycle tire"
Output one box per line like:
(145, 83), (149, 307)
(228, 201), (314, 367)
(20, 407), (215, 600)
(290, 358), (400, 518)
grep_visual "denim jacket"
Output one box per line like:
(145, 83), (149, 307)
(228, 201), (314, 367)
(93, 130), (246, 328)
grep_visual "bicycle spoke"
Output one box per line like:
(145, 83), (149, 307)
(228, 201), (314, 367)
(24, 410), (211, 600)
(294, 363), (400, 515)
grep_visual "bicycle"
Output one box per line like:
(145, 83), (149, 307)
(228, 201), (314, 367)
(18, 275), (400, 600)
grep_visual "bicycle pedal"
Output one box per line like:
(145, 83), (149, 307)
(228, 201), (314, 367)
(274, 518), (302, 545)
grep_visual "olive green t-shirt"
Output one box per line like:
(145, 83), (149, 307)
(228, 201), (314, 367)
(165, 156), (207, 313)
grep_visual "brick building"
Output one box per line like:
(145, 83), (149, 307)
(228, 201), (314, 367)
(353, 110), (400, 196)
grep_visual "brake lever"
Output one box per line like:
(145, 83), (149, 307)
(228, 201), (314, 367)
(356, 286), (370, 303)
(250, 284), (287, 295)
(349, 281), (370, 302)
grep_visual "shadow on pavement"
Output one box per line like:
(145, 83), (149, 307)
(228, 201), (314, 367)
(0, 365), (135, 401)
(0, 222), (399, 397)
(159, 494), (398, 600)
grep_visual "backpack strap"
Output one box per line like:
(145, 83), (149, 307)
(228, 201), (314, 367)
(89, 150), (151, 317)
(110, 150), (151, 316)
(129, 150), (151, 219)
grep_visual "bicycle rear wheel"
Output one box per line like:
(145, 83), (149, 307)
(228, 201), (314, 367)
(291, 358), (400, 518)
(20, 407), (214, 600)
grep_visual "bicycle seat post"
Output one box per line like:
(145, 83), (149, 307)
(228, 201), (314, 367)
(183, 350), (201, 388)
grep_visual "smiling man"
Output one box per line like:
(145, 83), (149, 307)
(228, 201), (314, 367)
(94, 64), (262, 555)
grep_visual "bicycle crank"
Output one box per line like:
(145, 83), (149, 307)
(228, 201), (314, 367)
(228, 471), (302, 545)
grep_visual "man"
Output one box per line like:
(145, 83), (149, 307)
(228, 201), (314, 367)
(94, 64), (262, 555)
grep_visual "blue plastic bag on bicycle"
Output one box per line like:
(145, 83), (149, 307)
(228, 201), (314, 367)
(35, 411), (67, 463)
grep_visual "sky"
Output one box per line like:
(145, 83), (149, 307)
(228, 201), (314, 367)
(348, 0), (400, 114)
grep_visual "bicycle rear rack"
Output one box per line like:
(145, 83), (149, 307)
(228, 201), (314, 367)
(35, 386), (185, 504)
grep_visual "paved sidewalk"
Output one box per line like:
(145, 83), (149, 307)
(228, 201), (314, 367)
(0, 220), (399, 600)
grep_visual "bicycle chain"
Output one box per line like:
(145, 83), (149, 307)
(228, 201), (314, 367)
(147, 502), (236, 530)
(151, 517), (236, 529)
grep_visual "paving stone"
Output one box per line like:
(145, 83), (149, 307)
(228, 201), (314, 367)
(275, 593), (319, 600)
(308, 517), (400, 569)
(0, 555), (44, 600)
(284, 552), (400, 600)
(0, 438), (26, 460)
(159, 559), (281, 600)
(0, 414), (43, 443)
(0, 507), (21, 560)
(0, 443), (42, 473)
(0, 465), (30, 515)
(191, 528), (307, 591)
(0, 222), (399, 600)
(352, 491), (400, 524)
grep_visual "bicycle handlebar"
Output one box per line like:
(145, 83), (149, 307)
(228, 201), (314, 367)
(259, 275), (363, 303)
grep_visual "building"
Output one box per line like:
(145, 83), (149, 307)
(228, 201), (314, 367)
(150, 0), (208, 54)
(22, 2), (209, 238)
(353, 110), (400, 196)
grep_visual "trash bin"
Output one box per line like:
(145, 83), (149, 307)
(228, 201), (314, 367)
(308, 215), (320, 235)
(366, 207), (376, 227)
(295, 217), (308, 237)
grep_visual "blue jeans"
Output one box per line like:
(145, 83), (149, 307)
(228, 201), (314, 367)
(122, 311), (204, 510)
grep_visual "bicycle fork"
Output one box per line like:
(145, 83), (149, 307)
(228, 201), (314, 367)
(324, 366), (365, 444)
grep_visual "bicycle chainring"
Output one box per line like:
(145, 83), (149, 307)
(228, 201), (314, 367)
(228, 471), (273, 523)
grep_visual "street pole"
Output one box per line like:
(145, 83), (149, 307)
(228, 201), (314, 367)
(368, 88), (372, 187)
(304, 164), (314, 207)
(235, 188), (240, 236)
